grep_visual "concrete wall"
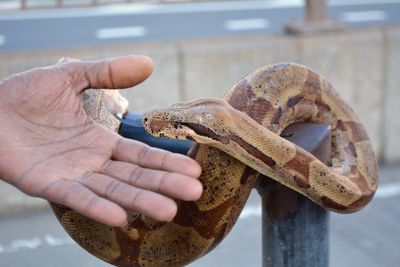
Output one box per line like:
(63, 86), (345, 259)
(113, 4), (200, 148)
(0, 26), (398, 214)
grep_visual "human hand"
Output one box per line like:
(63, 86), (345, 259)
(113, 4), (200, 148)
(0, 56), (202, 227)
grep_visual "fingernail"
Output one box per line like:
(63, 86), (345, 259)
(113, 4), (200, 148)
(121, 220), (129, 228)
(57, 57), (68, 64)
(167, 216), (175, 223)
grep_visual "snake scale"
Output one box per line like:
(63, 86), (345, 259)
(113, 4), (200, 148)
(51, 63), (378, 267)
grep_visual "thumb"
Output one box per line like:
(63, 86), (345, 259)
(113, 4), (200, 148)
(58, 55), (154, 93)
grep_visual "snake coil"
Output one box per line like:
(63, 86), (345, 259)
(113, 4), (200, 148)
(51, 63), (378, 267)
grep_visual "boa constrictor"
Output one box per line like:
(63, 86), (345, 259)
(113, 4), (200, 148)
(51, 63), (378, 267)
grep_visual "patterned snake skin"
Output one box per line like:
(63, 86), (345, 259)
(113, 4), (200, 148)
(51, 63), (378, 267)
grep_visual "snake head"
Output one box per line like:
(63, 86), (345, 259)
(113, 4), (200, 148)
(142, 97), (235, 144)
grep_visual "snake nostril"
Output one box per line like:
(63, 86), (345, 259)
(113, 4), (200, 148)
(281, 132), (295, 138)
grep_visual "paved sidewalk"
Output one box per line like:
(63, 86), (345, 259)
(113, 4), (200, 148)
(0, 164), (398, 266)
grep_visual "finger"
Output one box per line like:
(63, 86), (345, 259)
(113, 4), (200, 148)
(61, 55), (153, 93)
(41, 179), (127, 227)
(76, 172), (178, 222)
(113, 138), (202, 178)
(102, 160), (203, 201)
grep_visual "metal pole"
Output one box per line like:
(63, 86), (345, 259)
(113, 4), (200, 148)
(21, 0), (27, 9)
(305, 0), (326, 23)
(56, 0), (63, 8)
(286, 0), (343, 34)
(256, 123), (331, 267)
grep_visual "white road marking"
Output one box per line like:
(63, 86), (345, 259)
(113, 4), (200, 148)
(375, 182), (400, 199)
(44, 234), (74, 246)
(95, 26), (146, 40)
(0, 234), (74, 254)
(1, 0), (399, 20)
(224, 18), (270, 31)
(0, 35), (6, 46)
(11, 238), (42, 251)
(341, 10), (388, 23)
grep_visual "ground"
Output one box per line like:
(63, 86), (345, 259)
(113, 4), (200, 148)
(0, 164), (399, 267)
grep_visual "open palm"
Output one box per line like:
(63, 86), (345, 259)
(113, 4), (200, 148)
(0, 56), (202, 227)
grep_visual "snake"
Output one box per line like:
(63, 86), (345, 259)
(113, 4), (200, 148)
(50, 63), (378, 267)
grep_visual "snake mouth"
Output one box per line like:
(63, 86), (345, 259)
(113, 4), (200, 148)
(170, 122), (197, 140)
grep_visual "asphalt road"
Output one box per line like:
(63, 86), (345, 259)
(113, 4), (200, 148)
(0, 164), (399, 267)
(0, 0), (400, 51)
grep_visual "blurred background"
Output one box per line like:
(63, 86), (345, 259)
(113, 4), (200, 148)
(0, 0), (400, 266)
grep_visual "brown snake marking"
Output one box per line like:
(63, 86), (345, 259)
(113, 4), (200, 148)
(50, 63), (378, 267)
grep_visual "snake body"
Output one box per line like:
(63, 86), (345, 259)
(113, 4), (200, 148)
(51, 63), (378, 267)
